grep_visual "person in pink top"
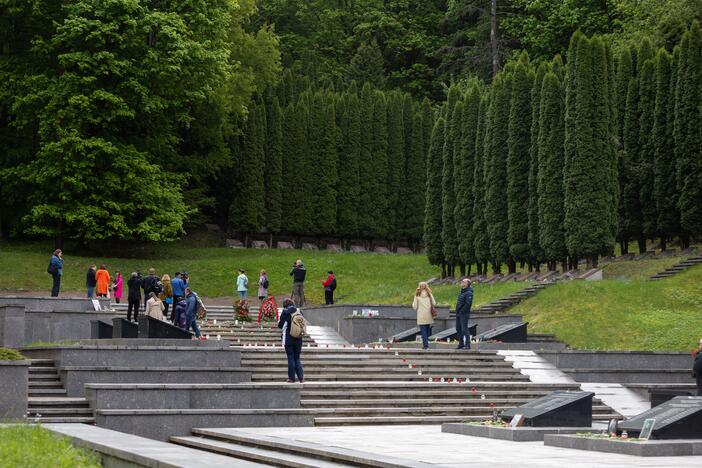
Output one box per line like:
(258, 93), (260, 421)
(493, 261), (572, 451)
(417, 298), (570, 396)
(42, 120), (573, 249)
(113, 271), (123, 304)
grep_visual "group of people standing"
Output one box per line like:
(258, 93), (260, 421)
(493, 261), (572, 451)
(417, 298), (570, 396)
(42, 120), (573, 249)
(413, 278), (473, 350)
(233, 259), (337, 307)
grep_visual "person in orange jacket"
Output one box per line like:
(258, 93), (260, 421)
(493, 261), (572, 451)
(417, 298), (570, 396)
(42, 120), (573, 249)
(95, 264), (111, 298)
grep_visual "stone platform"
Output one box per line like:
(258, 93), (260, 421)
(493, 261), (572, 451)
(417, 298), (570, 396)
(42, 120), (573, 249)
(441, 423), (599, 441)
(544, 434), (702, 457)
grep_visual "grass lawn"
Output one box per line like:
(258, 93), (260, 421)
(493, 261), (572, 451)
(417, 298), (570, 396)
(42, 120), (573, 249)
(518, 264), (702, 351)
(0, 425), (100, 467)
(600, 255), (683, 280)
(0, 240), (525, 307)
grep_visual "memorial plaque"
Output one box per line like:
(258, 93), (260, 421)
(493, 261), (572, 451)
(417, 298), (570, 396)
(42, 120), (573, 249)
(276, 241), (295, 249)
(138, 316), (192, 339)
(301, 242), (319, 251)
(649, 388), (695, 408)
(112, 317), (138, 338)
(501, 391), (594, 427)
(387, 326), (420, 343)
(428, 324), (477, 342)
(251, 240), (268, 249)
(639, 419), (656, 440)
(90, 320), (113, 339)
(477, 322), (527, 343)
(618, 396), (702, 439)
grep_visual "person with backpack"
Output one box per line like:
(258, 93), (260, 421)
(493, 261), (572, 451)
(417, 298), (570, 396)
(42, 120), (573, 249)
(278, 298), (305, 383)
(48, 249), (63, 297)
(258, 269), (269, 304)
(86, 264), (97, 299)
(173, 297), (188, 329)
(322, 270), (337, 305)
(126, 272), (142, 322)
(184, 287), (202, 339)
(171, 272), (186, 320)
(95, 264), (111, 298)
(236, 269), (249, 299)
(142, 268), (160, 307)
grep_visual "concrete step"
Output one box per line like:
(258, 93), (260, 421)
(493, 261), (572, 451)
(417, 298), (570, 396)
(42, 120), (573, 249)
(300, 389), (563, 399)
(241, 359), (514, 368)
(171, 436), (347, 468)
(313, 413), (619, 425)
(29, 359), (55, 366)
(27, 417), (94, 423)
(28, 375), (61, 381)
(300, 398), (535, 407)
(26, 407), (93, 416)
(28, 397), (90, 407)
(28, 381), (64, 388)
(251, 374), (529, 382)
(28, 388), (67, 396)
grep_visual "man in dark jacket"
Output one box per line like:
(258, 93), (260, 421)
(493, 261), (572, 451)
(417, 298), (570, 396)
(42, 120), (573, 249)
(184, 287), (201, 338)
(48, 249), (63, 297)
(694, 339), (702, 396)
(142, 268), (158, 307)
(86, 264), (97, 298)
(126, 272), (142, 322)
(289, 259), (306, 306)
(455, 278), (474, 350)
(278, 299), (304, 383)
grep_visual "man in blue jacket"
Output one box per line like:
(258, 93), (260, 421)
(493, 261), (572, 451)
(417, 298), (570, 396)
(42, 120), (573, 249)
(184, 287), (202, 339)
(455, 278), (474, 350)
(48, 249), (63, 297)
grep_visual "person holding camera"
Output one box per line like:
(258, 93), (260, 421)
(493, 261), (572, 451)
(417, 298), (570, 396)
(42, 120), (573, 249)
(127, 272), (142, 322)
(322, 270), (336, 305)
(289, 260), (306, 306)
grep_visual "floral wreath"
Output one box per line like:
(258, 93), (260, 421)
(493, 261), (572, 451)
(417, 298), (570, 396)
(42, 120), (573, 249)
(258, 296), (279, 324)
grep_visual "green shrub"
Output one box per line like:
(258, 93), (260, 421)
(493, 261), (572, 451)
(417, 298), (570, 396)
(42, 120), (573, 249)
(0, 348), (26, 361)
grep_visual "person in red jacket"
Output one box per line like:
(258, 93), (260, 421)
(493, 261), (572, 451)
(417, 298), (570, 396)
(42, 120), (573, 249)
(322, 271), (336, 305)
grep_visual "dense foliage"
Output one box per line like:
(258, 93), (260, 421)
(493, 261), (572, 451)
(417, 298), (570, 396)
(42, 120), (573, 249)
(426, 23), (702, 273)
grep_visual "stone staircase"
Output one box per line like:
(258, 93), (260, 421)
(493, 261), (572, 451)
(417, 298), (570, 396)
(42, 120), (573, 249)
(198, 321), (312, 346)
(470, 282), (553, 314)
(238, 347), (620, 425)
(27, 359), (94, 423)
(649, 255), (702, 280)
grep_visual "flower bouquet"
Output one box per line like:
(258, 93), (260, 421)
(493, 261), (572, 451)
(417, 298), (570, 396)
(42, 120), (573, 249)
(234, 299), (251, 322)
(258, 296), (279, 324)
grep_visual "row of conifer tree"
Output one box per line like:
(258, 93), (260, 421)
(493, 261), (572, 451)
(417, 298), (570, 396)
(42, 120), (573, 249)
(225, 71), (433, 244)
(425, 23), (702, 275)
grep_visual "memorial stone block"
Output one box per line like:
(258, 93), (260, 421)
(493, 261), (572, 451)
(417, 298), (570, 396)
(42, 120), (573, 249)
(138, 316), (191, 339)
(477, 322), (527, 342)
(112, 318), (138, 338)
(301, 243), (319, 251)
(251, 240), (268, 249)
(618, 396), (702, 439)
(276, 241), (295, 249)
(91, 320), (113, 339)
(501, 391), (594, 427)
(428, 324), (477, 341)
(387, 326), (420, 343)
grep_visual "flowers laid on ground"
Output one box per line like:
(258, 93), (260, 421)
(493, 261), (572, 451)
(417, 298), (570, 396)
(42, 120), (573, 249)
(234, 299), (251, 321)
(258, 297), (279, 324)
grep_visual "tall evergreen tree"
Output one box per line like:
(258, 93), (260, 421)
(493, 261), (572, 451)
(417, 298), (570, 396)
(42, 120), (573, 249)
(563, 34), (617, 264)
(528, 63), (548, 265)
(456, 84), (480, 270)
(402, 112), (426, 243)
(264, 95), (283, 234)
(674, 22), (702, 240)
(637, 58), (657, 242)
(424, 118), (446, 267)
(473, 95), (491, 274)
(371, 90), (389, 238)
(621, 77), (644, 252)
(282, 99), (312, 234)
(507, 60), (534, 264)
(337, 88), (361, 238)
(485, 73), (513, 272)
(614, 47), (634, 253)
(420, 98), (433, 162)
(442, 98), (462, 274)
(652, 49), (677, 249)
(348, 40), (385, 89)
(230, 99), (266, 238)
(537, 72), (567, 267)
(357, 83), (376, 236)
(386, 92), (405, 241)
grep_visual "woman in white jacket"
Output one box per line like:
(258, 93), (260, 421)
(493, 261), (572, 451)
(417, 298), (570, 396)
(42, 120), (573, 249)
(412, 282), (435, 350)
(145, 292), (165, 320)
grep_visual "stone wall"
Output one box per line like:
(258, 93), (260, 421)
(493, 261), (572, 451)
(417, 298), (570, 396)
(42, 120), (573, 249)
(0, 360), (29, 420)
(537, 350), (692, 369)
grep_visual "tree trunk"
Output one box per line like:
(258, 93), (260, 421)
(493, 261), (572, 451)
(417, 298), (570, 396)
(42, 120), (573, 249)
(459, 264), (466, 277)
(441, 263), (447, 279)
(492, 261), (501, 275)
(561, 259), (568, 272)
(490, 0), (499, 76)
(507, 259), (516, 274)
(660, 236), (667, 251)
(637, 236), (647, 254)
(620, 239), (629, 255)
(680, 234), (690, 249)
(467, 264), (472, 276)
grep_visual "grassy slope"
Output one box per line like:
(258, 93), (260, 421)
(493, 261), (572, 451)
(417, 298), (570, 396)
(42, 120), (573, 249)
(0, 425), (100, 467)
(0, 241), (524, 307)
(519, 262), (702, 351)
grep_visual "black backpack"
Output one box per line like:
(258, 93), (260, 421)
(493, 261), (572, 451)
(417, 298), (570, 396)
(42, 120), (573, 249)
(47, 260), (57, 275)
(262, 278), (270, 289)
(152, 280), (164, 296)
(330, 278), (337, 291)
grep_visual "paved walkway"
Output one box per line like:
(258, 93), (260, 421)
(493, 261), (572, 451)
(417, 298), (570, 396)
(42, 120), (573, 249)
(234, 425), (702, 467)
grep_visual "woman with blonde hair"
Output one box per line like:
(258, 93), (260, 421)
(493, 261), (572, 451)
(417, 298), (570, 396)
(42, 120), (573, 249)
(412, 282), (436, 350)
(159, 274), (173, 319)
(258, 269), (269, 304)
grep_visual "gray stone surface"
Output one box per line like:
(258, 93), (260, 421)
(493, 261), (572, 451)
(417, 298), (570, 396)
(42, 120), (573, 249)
(0, 360), (29, 420)
(138, 316), (191, 339)
(91, 320), (113, 339)
(112, 318), (138, 338)
(45, 423), (265, 467)
(60, 367), (252, 397)
(0, 297), (110, 313)
(544, 434), (702, 457)
(21, 343), (241, 368)
(0, 306), (25, 349)
(538, 350), (692, 370)
(441, 423), (598, 441)
(95, 409), (315, 441)
(564, 369), (692, 384)
(86, 383), (301, 410)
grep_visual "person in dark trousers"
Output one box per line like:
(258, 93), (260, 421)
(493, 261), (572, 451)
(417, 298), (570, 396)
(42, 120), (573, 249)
(142, 268), (158, 307)
(278, 298), (304, 383)
(48, 249), (63, 297)
(171, 272), (186, 324)
(184, 287), (202, 338)
(322, 270), (336, 305)
(126, 272), (142, 322)
(693, 339), (702, 396)
(86, 264), (97, 299)
(289, 259), (306, 306)
(455, 278), (474, 350)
